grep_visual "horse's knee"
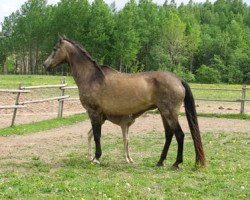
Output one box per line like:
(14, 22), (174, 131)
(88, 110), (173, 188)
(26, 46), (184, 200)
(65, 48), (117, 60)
(175, 131), (184, 141)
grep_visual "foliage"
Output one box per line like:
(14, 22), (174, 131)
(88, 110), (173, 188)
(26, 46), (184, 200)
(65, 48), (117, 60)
(0, 0), (249, 83)
(196, 64), (221, 83)
(173, 64), (196, 82)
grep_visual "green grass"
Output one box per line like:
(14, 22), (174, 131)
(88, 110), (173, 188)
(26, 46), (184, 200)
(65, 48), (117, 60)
(0, 113), (88, 136)
(0, 75), (248, 99)
(149, 110), (250, 120)
(1, 112), (249, 137)
(0, 131), (249, 199)
(191, 83), (248, 100)
(0, 75), (75, 88)
(196, 112), (250, 120)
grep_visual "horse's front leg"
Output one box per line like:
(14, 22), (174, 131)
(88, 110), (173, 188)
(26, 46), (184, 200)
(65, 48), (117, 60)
(121, 125), (133, 163)
(89, 114), (103, 164)
(87, 128), (93, 161)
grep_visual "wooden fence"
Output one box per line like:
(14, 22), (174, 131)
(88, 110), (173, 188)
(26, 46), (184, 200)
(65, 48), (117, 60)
(0, 81), (249, 127)
(192, 84), (249, 114)
(0, 80), (78, 127)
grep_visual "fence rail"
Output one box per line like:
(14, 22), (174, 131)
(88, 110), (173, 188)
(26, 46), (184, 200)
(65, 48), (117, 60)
(0, 82), (75, 127)
(0, 81), (249, 127)
(20, 84), (67, 90)
(192, 84), (248, 114)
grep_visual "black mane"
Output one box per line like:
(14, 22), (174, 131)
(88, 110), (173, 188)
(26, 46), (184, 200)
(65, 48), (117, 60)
(63, 38), (105, 76)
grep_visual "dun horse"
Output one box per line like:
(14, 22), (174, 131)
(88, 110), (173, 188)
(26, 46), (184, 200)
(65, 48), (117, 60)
(43, 37), (206, 168)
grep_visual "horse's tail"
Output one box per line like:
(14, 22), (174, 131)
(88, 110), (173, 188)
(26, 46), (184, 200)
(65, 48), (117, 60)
(181, 80), (206, 167)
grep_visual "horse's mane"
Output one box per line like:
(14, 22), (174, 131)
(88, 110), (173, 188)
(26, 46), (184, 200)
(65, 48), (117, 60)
(63, 38), (106, 77)
(100, 65), (119, 74)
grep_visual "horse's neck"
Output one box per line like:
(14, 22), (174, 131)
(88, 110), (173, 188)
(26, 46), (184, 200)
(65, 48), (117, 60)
(67, 47), (102, 89)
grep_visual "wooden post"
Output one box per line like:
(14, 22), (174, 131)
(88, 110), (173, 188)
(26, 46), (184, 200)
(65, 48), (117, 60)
(58, 78), (66, 118)
(11, 84), (22, 127)
(240, 84), (246, 114)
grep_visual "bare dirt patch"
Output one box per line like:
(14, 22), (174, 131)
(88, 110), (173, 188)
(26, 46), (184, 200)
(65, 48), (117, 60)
(0, 99), (249, 128)
(0, 90), (250, 172)
(0, 114), (249, 172)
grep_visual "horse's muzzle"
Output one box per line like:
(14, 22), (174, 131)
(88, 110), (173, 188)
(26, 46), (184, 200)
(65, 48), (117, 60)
(43, 63), (52, 72)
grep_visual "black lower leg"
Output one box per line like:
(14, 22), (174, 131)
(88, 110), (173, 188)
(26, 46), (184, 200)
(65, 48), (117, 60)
(157, 115), (174, 166)
(92, 123), (102, 160)
(172, 124), (185, 168)
(157, 132), (174, 166)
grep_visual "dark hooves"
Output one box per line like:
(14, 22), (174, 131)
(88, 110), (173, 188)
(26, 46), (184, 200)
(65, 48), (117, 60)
(91, 157), (100, 164)
(171, 165), (180, 171)
(156, 162), (164, 167)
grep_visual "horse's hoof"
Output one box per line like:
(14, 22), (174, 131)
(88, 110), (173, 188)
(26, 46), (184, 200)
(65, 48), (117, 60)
(125, 157), (130, 163)
(171, 165), (180, 171)
(156, 162), (164, 167)
(91, 158), (100, 164)
(88, 156), (93, 161)
(128, 158), (134, 163)
(125, 156), (134, 164)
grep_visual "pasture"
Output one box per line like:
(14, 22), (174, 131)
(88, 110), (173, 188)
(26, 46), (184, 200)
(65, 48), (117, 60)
(0, 115), (249, 199)
(0, 75), (249, 199)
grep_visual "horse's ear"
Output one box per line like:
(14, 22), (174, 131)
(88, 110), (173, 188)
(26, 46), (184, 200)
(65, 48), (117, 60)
(59, 36), (63, 44)
(57, 33), (63, 43)
(62, 35), (67, 39)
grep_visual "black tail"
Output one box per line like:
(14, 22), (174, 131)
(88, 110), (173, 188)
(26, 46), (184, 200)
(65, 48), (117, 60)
(182, 80), (206, 167)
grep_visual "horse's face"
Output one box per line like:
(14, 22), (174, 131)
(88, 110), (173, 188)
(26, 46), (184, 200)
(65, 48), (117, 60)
(43, 38), (67, 71)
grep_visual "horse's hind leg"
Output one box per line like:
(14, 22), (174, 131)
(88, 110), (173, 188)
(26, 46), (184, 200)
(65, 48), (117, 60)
(172, 122), (185, 170)
(157, 114), (174, 166)
(158, 110), (185, 169)
(121, 125), (133, 163)
(87, 128), (93, 161)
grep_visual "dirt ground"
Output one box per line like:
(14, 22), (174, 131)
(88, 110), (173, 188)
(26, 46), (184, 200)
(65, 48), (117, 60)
(0, 91), (249, 169)
(0, 98), (249, 128)
(0, 113), (250, 170)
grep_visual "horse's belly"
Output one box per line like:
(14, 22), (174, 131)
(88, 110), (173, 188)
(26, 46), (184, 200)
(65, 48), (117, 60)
(100, 95), (153, 115)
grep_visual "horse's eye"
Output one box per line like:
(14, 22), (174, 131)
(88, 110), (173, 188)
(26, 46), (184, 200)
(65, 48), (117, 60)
(53, 48), (57, 51)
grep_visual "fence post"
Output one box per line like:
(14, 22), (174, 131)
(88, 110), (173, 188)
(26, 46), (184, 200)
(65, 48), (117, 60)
(240, 84), (246, 114)
(11, 84), (22, 127)
(58, 78), (66, 118)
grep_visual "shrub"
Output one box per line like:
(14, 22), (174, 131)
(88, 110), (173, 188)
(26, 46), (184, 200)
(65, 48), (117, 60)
(196, 65), (221, 83)
(173, 64), (196, 82)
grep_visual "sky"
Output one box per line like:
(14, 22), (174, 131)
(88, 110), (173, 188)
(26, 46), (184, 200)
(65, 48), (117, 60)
(0, 0), (249, 31)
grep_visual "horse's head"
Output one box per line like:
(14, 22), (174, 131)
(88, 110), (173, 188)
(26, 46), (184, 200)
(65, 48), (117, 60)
(43, 37), (68, 71)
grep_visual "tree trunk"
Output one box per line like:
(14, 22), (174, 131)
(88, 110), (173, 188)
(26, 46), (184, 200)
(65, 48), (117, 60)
(3, 62), (8, 74)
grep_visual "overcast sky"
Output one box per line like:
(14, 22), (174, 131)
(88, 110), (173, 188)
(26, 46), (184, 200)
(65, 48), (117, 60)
(1, 0), (249, 31)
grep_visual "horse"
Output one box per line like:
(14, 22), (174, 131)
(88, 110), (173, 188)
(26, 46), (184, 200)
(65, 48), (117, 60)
(86, 65), (136, 163)
(43, 37), (206, 168)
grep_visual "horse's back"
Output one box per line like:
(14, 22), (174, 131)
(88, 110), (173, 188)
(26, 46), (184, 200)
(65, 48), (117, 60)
(97, 71), (185, 115)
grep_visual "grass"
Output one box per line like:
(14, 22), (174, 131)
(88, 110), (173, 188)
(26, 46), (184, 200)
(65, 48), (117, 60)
(0, 75), (75, 88)
(191, 83), (247, 100)
(0, 75), (248, 99)
(0, 113), (88, 136)
(149, 110), (250, 120)
(1, 112), (249, 137)
(0, 131), (249, 199)
(0, 74), (249, 198)
(196, 112), (250, 120)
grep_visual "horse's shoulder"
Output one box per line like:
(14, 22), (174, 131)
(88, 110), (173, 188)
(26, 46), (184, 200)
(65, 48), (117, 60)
(100, 65), (118, 75)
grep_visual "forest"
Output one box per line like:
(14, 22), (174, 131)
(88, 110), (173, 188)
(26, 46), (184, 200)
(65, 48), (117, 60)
(0, 0), (249, 84)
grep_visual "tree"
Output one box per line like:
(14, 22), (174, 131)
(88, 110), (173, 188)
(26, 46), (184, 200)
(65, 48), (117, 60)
(136, 0), (161, 71)
(196, 65), (221, 83)
(86, 0), (114, 64)
(111, 0), (140, 72)
(157, 12), (186, 70)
